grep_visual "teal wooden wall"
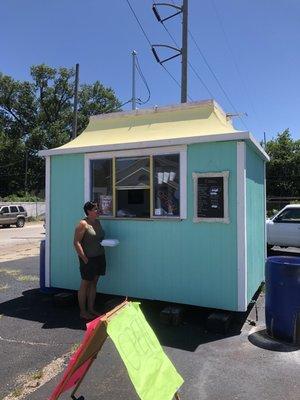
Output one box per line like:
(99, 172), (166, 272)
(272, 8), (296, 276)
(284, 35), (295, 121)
(50, 142), (238, 310)
(246, 144), (265, 302)
(50, 154), (85, 288)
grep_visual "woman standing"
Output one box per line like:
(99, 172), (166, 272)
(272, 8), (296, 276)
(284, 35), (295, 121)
(73, 201), (106, 320)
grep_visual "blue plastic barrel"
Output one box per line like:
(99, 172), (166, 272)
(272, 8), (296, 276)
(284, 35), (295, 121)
(265, 256), (300, 344)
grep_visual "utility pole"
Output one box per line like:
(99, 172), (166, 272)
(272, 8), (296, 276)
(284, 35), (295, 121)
(132, 50), (137, 110)
(24, 148), (28, 194)
(152, 0), (189, 103)
(72, 63), (79, 139)
(181, 0), (188, 103)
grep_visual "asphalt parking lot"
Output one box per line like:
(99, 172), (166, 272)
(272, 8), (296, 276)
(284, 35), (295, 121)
(0, 237), (299, 400)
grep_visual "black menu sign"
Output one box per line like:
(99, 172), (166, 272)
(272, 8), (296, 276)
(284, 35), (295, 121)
(197, 176), (224, 218)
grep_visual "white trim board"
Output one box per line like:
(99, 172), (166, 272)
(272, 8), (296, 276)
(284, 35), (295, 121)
(39, 131), (269, 162)
(45, 156), (51, 287)
(84, 145), (187, 220)
(236, 142), (247, 311)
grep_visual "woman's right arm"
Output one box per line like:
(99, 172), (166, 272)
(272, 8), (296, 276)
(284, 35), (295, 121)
(73, 220), (88, 264)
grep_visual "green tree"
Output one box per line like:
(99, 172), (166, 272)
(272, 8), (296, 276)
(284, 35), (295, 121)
(265, 129), (300, 197)
(0, 64), (121, 197)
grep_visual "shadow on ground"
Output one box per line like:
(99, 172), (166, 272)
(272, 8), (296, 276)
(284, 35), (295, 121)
(0, 285), (257, 352)
(248, 329), (300, 352)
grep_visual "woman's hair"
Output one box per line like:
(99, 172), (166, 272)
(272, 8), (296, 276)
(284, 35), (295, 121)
(83, 201), (97, 216)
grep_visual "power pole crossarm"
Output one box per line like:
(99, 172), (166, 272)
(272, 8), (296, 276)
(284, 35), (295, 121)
(152, 1), (188, 103)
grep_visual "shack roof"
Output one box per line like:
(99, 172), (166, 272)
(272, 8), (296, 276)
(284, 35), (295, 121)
(39, 100), (269, 161)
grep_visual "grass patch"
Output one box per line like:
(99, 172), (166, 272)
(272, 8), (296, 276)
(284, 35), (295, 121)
(0, 284), (9, 290)
(0, 268), (21, 276)
(70, 343), (81, 353)
(31, 370), (43, 380)
(11, 387), (23, 397)
(16, 275), (39, 282)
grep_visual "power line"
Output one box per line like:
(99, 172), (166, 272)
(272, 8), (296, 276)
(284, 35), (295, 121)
(188, 30), (248, 130)
(169, 0), (248, 130)
(160, 21), (215, 99)
(210, 0), (259, 122)
(135, 55), (151, 104)
(126, 0), (192, 101)
(126, 0), (152, 47)
(0, 159), (24, 169)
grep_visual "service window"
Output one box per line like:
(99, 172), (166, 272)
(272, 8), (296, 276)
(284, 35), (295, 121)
(116, 156), (150, 218)
(153, 154), (180, 217)
(193, 171), (229, 223)
(10, 206), (18, 213)
(88, 148), (185, 220)
(91, 159), (113, 216)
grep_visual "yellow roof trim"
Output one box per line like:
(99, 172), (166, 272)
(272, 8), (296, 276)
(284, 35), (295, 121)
(55, 100), (238, 152)
(39, 100), (271, 159)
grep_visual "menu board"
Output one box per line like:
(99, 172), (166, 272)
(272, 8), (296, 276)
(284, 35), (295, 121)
(197, 176), (224, 218)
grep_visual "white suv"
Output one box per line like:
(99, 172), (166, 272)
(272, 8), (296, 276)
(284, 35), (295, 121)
(266, 204), (300, 249)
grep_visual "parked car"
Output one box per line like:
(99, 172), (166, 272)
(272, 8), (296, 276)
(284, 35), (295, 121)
(266, 204), (300, 249)
(0, 205), (27, 228)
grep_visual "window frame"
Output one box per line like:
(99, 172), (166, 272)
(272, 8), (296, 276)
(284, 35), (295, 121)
(192, 171), (230, 224)
(85, 146), (187, 220)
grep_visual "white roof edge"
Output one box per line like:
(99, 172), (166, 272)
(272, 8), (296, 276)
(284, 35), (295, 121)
(248, 133), (270, 161)
(89, 99), (215, 121)
(39, 131), (264, 158)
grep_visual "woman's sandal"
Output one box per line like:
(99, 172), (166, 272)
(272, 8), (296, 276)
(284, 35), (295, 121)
(88, 310), (102, 317)
(80, 312), (95, 321)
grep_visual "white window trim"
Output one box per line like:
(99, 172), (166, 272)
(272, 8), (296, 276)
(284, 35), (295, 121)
(192, 171), (229, 224)
(84, 145), (187, 220)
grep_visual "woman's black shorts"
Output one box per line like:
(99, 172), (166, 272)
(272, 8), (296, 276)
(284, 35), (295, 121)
(79, 254), (106, 281)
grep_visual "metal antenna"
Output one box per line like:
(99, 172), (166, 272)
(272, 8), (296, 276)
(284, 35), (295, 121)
(132, 50), (137, 110)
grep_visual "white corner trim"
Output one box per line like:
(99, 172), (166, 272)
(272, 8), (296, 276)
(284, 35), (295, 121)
(84, 154), (91, 203)
(84, 145), (187, 219)
(192, 171), (229, 223)
(237, 142), (247, 311)
(264, 161), (267, 260)
(248, 133), (270, 162)
(45, 156), (50, 287)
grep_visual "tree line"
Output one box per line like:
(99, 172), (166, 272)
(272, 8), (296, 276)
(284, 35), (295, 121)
(0, 65), (299, 199)
(265, 129), (300, 198)
(0, 64), (121, 198)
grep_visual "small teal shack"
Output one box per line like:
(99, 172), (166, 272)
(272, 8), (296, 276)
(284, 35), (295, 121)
(40, 100), (269, 312)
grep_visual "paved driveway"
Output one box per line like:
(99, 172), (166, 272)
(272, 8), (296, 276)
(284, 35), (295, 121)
(0, 239), (299, 400)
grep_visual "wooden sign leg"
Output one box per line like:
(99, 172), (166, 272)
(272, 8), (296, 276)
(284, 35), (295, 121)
(70, 355), (97, 400)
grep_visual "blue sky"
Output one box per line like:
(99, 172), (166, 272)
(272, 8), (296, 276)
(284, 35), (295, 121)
(1, 1), (300, 142)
